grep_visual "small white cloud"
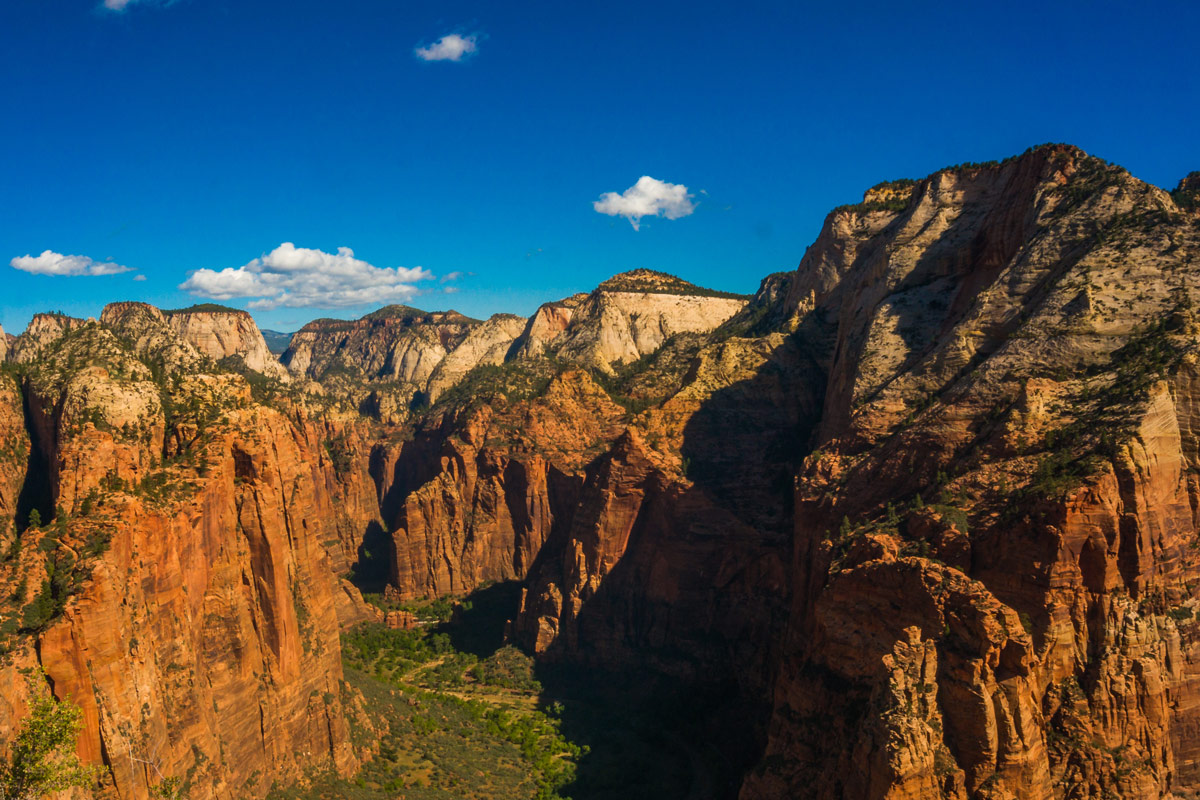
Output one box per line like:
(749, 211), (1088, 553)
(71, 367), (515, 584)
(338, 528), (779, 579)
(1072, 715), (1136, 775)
(444, 286), (460, 294)
(593, 176), (696, 230)
(440, 271), (463, 283)
(133, 274), (147, 282)
(11, 250), (132, 276)
(415, 33), (478, 62)
(102, 0), (166, 11)
(179, 242), (433, 310)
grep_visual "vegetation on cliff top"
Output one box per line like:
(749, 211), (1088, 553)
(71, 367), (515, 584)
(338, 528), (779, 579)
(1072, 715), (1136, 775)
(597, 269), (751, 300)
(161, 303), (244, 315)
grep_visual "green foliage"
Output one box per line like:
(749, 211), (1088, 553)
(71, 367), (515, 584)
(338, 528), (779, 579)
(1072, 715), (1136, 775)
(433, 360), (558, 412)
(1170, 172), (1199, 212)
(0, 680), (99, 800)
(273, 619), (579, 800)
(597, 269), (751, 300)
(24, 509), (41, 531)
(362, 305), (432, 321)
(929, 504), (968, 533)
(1025, 310), (1189, 500)
(162, 303), (244, 315)
(323, 433), (354, 476)
(469, 646), (542, 693)
(20, 576), (65, 632)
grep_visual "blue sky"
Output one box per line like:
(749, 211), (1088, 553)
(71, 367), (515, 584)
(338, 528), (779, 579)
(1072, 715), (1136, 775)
(2, 0), (1198, 334)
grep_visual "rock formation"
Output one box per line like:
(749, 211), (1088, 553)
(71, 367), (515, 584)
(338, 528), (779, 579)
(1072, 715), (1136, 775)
(365, 145), (1200, 799)
(9, 312), (88, 363)
(281, 306), (483, 382)
(512, 269), (750, 371)
(0, 312), (378, 799)
(4, 143), (1200, 800)
(163, 304), (290, 380)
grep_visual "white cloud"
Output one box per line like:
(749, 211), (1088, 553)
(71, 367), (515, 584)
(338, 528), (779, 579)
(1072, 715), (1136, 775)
(101, 0), (165, 11)
(415, 34), (478, 62)
(133, 274), (147, 281)
(440, 271), (463, 283)
(593, 176), (696, 230)
(179, 242), (434, 310)
(10, 250), (132, 276)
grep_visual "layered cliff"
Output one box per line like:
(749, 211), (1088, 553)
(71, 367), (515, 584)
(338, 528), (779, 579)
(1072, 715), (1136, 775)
(365, 145), (1200, 799)
(0, 310), (383, 799)
(512, 268), (750, 372)
(281, 306), (484, 382)
(163, 304), (290, 380)
(736, 145), (1200, 799)
(9, 312), (88, 364)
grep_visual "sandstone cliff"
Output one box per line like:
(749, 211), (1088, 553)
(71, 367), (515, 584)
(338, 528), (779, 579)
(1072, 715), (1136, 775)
(735, 146), (1200, 800)
(364, 146), (1200, 800)
(281, 306), (482, 383)
(163, 304), (290, 380)
(9, 312), (88, 363)
(512, 269), (750, 372)
(0, 311), (382, 799)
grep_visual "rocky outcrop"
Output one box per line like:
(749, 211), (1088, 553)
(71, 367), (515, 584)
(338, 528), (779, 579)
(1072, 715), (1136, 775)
(9, 312), (87, 363)
(5, 143), (1200, 800)
(0, 323), (8, 362)
(0, 374), (28, 525)
(425, 313), (527, 400)
(376, 146), (1200, 800)
(164, 305), (290, 380)
(513, 269), (749, 372)
(0, 315), (381, 799)
(281, 306), (481, 382)
(736, 145), (1200, 799)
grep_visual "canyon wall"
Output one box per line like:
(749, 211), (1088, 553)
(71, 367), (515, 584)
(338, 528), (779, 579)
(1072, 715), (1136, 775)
(0, 308), (382, 799)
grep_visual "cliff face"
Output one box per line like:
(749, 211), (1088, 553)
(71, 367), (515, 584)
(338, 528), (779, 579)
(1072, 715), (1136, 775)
(513, 269), (750, 372)
(281, 306), (484, 383)
(0, 323), (7, 362)
(9, 312), (88, 363)
(163, 306), (290, 380)
(0, 311), (381, 799)
(368, 147), (1200, 799)
(735, 146), (1200, 799)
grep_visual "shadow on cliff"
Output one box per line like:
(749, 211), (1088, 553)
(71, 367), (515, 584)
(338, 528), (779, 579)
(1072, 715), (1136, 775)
(435, 580), (523, 657)
(347, 519), (391, 594)
(525, 329), (830, 799)
(15, 380), (53, 531)
(433, 581), (750, 799)
(678, 330), (824, 541)
(539, 662), (750, 800)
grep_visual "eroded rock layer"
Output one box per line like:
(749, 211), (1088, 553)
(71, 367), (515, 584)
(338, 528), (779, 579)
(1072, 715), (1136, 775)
(0, 315), (380, 799)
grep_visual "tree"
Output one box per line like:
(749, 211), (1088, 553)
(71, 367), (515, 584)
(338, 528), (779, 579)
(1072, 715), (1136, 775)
(0, 682), (98, 800)
(24, 510), (40, 531)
